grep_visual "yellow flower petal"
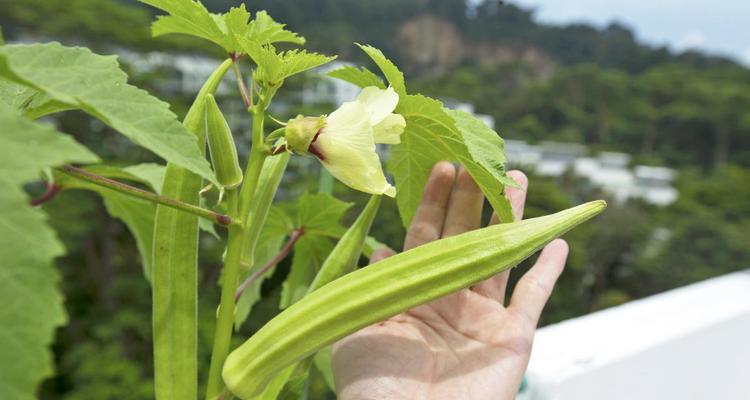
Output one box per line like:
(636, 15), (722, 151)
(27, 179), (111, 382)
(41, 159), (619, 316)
(373, 113), (406, 144)
(316, 101), (396, 196)
(356, 86), (399, 126)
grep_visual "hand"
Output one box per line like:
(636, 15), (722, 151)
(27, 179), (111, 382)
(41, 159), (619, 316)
(331, 162), (570, 400)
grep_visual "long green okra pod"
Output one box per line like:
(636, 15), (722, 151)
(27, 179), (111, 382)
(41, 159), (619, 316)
(252, 194), (383, 399)
(152, 59), (232, 400)
(223, 200), (606, 398)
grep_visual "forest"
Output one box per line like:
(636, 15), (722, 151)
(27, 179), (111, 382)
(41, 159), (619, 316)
(1, 0), (748, 398)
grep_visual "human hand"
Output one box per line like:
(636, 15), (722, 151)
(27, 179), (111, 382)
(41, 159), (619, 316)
(331, 162), (570, 400)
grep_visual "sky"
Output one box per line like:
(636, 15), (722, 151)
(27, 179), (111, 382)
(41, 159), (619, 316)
(507, 0), (750, 66)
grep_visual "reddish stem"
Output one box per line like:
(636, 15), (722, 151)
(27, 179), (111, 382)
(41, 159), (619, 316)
(30, 183), (62, 206)
(234, 227), (305, 302)
(231, 53), (252, 109)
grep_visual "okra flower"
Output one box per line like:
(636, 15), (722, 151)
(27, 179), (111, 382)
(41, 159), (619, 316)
(285, 87), (406, 197)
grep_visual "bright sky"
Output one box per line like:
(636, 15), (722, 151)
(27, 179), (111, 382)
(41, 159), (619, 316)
(508, 0), (750, 66)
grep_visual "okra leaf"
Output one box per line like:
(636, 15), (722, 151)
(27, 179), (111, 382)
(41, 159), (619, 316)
(0, 105), (98, 400)
(140, 0), (226, 49)
(313, 347), (336, 391)
(390, 94), (513, 225)
(0, 183), (68, 400)
(326, 65), (385, 89)
(0, 43), (217, 185)
(448, 109), (520, 190)
(294, 192), (353, 237)
(140, 2), (303, 53)
(0, 104), (99, 183)
(280, 236), (334, 308)
(279, 193), (352, 308)
(246, 11), (305, 46)
(356, 43), (406, 96)
(355, 46), (515, 226)
(239, 40), (335, 86)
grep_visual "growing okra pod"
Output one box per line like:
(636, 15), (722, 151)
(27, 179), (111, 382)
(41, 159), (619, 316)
(308, 194), (382, 293)
(205, 94), (243, 191)
(223, 200), (607, 398)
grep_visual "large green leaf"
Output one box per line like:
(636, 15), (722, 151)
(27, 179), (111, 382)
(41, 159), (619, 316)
(353, 45), (515, 226)
(0, 103), (98, 182)
(276, 192), (353, 309)
(140, 2), (303, 52)
(141, 0), (226, 49)
(390, 94), (514, 225)
(280, 236), (334, 308)
(0, 105), (98, 400)
(0, 43), (216, 184)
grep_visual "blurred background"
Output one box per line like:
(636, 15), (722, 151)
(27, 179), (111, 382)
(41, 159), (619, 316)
(2, 0), (749, 398)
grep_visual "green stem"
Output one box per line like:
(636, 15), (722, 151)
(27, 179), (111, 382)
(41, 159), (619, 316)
(57, 165), (233, 226)
(205, 94), (272, 400)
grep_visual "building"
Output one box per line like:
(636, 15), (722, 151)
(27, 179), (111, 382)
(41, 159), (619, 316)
(505, 140), (679, 206)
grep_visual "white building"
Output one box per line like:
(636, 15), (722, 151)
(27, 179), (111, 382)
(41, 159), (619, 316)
(505, 140), (678, 206)
(518, 270), (750, 400)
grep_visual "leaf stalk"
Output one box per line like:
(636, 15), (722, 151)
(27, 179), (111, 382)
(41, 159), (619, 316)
(57, 165), (233, 226)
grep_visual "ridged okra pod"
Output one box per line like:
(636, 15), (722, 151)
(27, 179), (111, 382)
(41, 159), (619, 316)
(204, 94), (243, 190)
(152, 59), (232, 400)
(251, 195), (383, 399)
(308, 194), (382, 292)
(223, 200), (607, 398)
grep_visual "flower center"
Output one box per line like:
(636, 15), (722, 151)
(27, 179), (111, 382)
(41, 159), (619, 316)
(308, 129), (325, 160)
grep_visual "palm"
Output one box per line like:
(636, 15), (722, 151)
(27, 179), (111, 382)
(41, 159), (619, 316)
(332, 163), (569, 400)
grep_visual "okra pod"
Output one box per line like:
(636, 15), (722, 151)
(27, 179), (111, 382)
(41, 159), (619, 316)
(223, 200), (606, 398)
(308, 194), (381, 292)
(153, 59), (232, 400)
(205, 94), (243, 190)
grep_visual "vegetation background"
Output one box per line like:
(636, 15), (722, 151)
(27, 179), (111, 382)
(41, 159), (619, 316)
(2, 0), (748, 398)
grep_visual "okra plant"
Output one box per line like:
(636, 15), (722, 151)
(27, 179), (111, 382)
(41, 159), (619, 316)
(0, 1), (605, 399)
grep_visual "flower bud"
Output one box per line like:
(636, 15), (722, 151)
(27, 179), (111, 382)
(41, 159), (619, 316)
(205, 94), (243, 189)
(285, 115), (325, 154)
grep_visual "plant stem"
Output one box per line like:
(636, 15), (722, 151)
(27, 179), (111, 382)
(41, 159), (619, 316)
(235, 228), (304, 302)
(57, 165), (233, 226)
(231, 54), (252, 109)
(205, 93), (273, 400)
(30, 182), (61, 206)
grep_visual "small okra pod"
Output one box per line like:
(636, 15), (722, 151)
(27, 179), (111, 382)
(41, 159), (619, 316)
(205, 94), (243, 190)
(308, 194), (382, 293)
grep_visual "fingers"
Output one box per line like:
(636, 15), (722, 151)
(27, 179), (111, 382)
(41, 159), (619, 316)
(473, 170), (528, 301)
(442, 167), (484, 238)
(369, 247), (396, 264)
(403, 162), (455, 250)
(509, 239), (569, 327)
